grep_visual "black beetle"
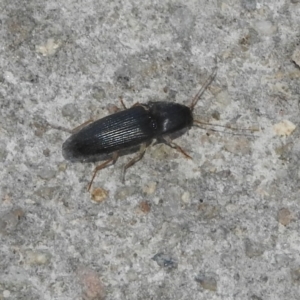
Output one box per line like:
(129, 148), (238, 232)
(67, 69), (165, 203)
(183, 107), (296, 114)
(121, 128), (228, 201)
(62, 69), (216, 190)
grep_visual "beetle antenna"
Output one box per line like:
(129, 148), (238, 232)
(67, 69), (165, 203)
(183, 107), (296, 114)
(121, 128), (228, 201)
(190, 67), (217, 111)
(194, 120), (260, 132)
(193, 119), (260, 137)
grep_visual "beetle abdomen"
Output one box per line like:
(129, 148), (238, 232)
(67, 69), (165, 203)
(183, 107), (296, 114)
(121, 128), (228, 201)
(62, 105), (157, 162)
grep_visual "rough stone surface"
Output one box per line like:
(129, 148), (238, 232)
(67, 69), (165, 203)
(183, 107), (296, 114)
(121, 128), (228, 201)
(1, 1), (300, 299)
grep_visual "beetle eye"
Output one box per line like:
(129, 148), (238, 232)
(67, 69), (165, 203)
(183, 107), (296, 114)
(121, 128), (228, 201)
(150, 119), (157, 130)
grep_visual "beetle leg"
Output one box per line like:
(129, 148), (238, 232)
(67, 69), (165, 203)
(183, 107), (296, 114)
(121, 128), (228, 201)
(119, 96), (141, 109)
(121, 143), (147, 183)
(41, 119), (75, 134)
(46, 117), (94, 134)
(119, 96), (127, 109)
(72, 119), (94, 133)
(87, 152), (119, 191)
(131, 102), (141, 107)
(162, 136), (192, 159)
(190, 67), (217, 111)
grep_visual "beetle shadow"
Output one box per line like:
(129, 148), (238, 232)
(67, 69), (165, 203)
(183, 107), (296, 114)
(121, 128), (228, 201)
(73, 145), (141, 164)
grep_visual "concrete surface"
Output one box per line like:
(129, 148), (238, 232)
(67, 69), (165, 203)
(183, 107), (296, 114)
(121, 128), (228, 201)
(1, 0), (300, 299)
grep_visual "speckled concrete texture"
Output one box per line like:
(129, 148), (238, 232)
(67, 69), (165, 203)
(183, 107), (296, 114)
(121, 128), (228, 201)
(1, 1), (300, 299)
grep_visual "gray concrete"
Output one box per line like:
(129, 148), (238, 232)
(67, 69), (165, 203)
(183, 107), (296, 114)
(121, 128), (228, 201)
(1, 0), (300, 299)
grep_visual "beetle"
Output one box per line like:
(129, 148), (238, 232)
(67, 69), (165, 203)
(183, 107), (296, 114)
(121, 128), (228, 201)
(62, 68), (217, 191)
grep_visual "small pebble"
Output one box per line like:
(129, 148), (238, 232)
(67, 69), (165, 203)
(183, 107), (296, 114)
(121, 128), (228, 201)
(0, 207), (25, 234)
(43, 148), (50, 157)
(36, 38), (62, 56)
(142, 182), (157, 195)
(34, 186), (57, 201)
(198, 203), (220, 220)
(92, 86), (106, 101)
(91, 187), (109, 203)
(25, 250), (51, 265)
(78, 268), (106, 300)
(291, 268), (300, 284)
(127, 269), (138, 282)
(3, 290), (11, 298)
(241, 0), (257, 11)
(0, 142), (8, 162)
(224, 137), (251, 155)
(181, 191), (190, 204)
(292, 47), (300, 67)
(244, 238), (265, 258)
(3, 71), (17, 84)
(115, 186), (136, 200)
(254, 20), (277, 36)
(62, 103), (80, 120)
(215, 90), (231, 108)
(195, 272), (218, 291)
(137, 201), (151, 214)
(37, 167), (56, 180)
(273, 120), (296, 136)
(277, 208), (293, 226)
(153, 197), (160, 205)
(152, 253), (178, 270)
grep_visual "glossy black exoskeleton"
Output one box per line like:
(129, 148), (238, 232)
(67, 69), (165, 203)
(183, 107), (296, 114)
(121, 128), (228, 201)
(62, 102), (192, 161)
(62, 69), (216, 190)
